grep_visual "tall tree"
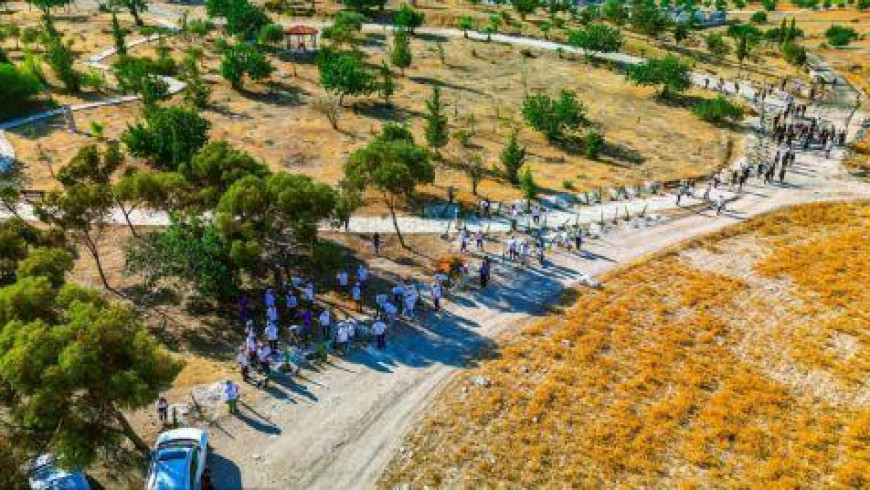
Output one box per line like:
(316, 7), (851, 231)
(112, 55), (170, 106)
(114, 170), (190, 237)
(122, 106), (211, 170)
(393, 3), (425, 34)
(379, 60), (395, 106)
(390, 30), (412, 76)
(512, 0), (541, 20)
(218, 40), (274, 90)
(522, 90), (586, 141)
(500, 130), (527, 184)
(36, 145), (123, 290)
(424, 85), (448, 150)
(111, 11), (127, 55)
(343, 124), (434, 248)
(317, 47), (376, 106)
(625, 54), (691, 99)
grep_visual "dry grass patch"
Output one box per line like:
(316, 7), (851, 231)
(381, 201), (870, 488)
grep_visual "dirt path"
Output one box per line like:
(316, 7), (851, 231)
(205, 83), (869, 487)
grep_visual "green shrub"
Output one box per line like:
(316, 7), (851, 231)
(750, 11), (767, 23)
(583, 130), (604, 159)
(522, 90), (586, 141)
(0, 63), (44, 120)
(693, 96), (744, 124)
(825, 25), (858, 47)
(781, 41), (807, 66)
(519, 166), (538, 200)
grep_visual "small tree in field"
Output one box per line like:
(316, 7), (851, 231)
(519, 165), (538, 200)
(390, 30), (413, 76)
(36, 144), (123, 290)
(379, 60), (395, 106)
(512, 0), (540, 19)
(626, 54), (691, 99)
(425, 85), (448, 150)
(113, 56), (170, 106)
(458, 150), (485, 195)
(394, 3), (425, 34)
(317, 47), (377, 106)
(111, 12), (127, 55)
(569, 23), (623, 55)
(500, 130), (527, 184)
(457, 15), (475, 38)
(122, 106), (211, 169)
(705, 32), (731, 58)
(343, 124), (434, 248)
(522, 90), (586, 141)
(219, 40), (274, 90)
(313, 93), (342, 130)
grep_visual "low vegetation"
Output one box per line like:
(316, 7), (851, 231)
(382, 202), (870, 488)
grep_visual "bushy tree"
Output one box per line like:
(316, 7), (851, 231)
(425, 85), (448, 149)
(206, 0), (271, 39)
(42, 19), (80, 93)
(519, 165), (538, 199)
(780, 41), (806, 66)
(628, 0), (671, 38)
(219, 40), (274, 90)
(750, 10), (767, 23)
(602, 0), (629, 26)
(626, 54), (691, 99)
(673, 22), (689, 44)
(179, 140), (269, 207)
(379, 60), (395, 106)
(122, 106), (211, 169)
(126, 215), (239, 299)
(343, 124), (434, 248)
(583, 130), (604, 159)
(36, 144), (124, 290)
(825, 25), (858, 46)
(500, 130), (527, 184)
(390, 29), (413, 76)
(112, 55), (170, 106)
(522, 90), (586, 141)
(457, 15), (476, 38)
(705, 32), (731, 58)
(568, 23), (623, 54)
(322, 10), (366, 48)
(727, 23), (762, 73)
(394, 3), (425, 33)
(258, 22), (284, 45)
(0, 281), (181, 465)
(512, 0), (541, 19)
(0, 63), (43, 121)
(693, 96), (743, 124)
(317, 47), (376, 105)
(179, 49), (211, 107)
(114, 169), (190, 236)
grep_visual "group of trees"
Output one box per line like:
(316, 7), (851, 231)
(0, 206), (179, 485)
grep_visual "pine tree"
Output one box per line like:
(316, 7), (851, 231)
(390, 30), (412, 76)
(519, 165), (538, 199)
(379, 60), (395, 106)
(111, 12), (126, 55)
(424, 85), (448, 149)
(500, 130), (526, 185)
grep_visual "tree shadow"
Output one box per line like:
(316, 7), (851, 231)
(408, 76), (485, 95)
(208, 450), (243, 490)
(235, 82), (307, 107)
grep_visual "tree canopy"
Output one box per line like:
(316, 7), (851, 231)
(625, 54), (692, 99)
(122, 106), (211, 169)
(317, 47), (377, 105)
(522, 90), (587, 141)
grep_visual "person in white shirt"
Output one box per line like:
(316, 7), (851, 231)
(335, 323), (349, 354)
(375, 293), (388, 309)
(403, 290), (418, 320)
(318, 309), (331, 339)
(383, 302), (398, 326)
(372, 318), (387, 349)
(357, 264), (369, 290)
(391, 284), (404, 304)
(352, 282), (362, 312)
(236, 346), (250, 381)
(265, 288), (275, 309)
(303, 282), (315, 303)
(245, 333), (257, 359)
(431, 281), (442, 310)
(223, 380), (239, 414)
(286, 291), (298, 315)
(265, 321), (278, 350)
(337, 269), (349, 290)
(267, 305), (278, 323)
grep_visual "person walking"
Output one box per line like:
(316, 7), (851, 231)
(337, 269), (349, 291)
(475, 230), (484, 251)
(237, 346), (250, 382)
(265, 320), (278, 351)
(352, 282), (363, 312)
(157, 395), (169, 425)
(357, 263), (369, 291)
(372, 317), (387, 349)
(372, 232), (381, 256)
(431, 280), (442, 310)
(223, 380), (239, 415)
(318, 309), (331, 340)
(479, 258), (491, 288)
(715, 194), (726, 216)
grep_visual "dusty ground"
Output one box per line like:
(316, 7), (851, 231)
(382, 202), (870, 487)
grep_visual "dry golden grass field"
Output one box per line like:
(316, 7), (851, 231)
(381, 201), (870, 488)
(1, 7), (753, 208)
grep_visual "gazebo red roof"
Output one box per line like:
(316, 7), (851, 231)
(285, 25), (319, 35)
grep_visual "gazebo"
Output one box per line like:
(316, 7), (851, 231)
(285, 25), (319, 52)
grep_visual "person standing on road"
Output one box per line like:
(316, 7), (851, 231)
(224, 380), (239, 415)
(265, 320), (278, 351)
(372, 233), (381, 256)
(352, 282), (363, 312)
(715, 194), (726, 216)
(373, 317), (387, 349)
(237, 346), (250, 382)
(431, 280), (443, 310)
(157, 395), (169, 425)
(318, 309), (331, 340)
(479, 257), (491, 288)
